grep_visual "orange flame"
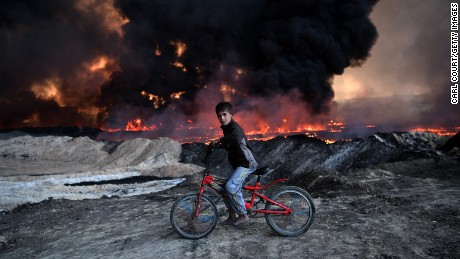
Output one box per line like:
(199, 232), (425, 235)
(88, 56), (109, 72)
(172, 61), (187, 72)
(168, 40), (187, 72)
(30, 78), (65, 107)
(140, 90), (186, 108)
(409, 127), (459, 136)
(328, 120), (345, 132)
(234, 68), (244, 80)
(170, 40), (187, 57)
(84, 55), (119, 82)
(141, 91), (166, 109)
(155, 44), (162, 56)
(170, 91), (186, 100)
(125, 118), (157, 131)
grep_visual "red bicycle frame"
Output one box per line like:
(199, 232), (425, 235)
(243, 178), (292, 215)
(193, 172), (292, 219)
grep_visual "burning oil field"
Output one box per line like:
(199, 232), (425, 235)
(0, 0), (457, 141)
(1, 0), (460, 258)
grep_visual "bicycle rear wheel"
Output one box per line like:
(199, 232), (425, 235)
(265, 186), (315, 237)
(170, 194), (218, 239)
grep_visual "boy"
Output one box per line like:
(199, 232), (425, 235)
(212, 101), (258, 227)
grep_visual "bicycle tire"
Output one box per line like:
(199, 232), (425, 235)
(170, 194), (218, 239)
(264, 186), (315, 237)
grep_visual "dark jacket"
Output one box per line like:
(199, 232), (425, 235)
(218, 120), (258, 169)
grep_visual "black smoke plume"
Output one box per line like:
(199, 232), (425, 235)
(0, 0), (125, 127)
(0, 0), (379, 136)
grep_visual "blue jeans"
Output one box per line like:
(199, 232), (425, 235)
(225, 166), (256, 215)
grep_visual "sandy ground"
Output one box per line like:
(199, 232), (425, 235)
(0, 136), (202, 211)
(1, 157), (459, 258)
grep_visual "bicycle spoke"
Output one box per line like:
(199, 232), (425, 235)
(183, 200), (194, 213)
(197, 214), (215, 223)
(171, 194), (218, 239)
(265, 186), (315, 237)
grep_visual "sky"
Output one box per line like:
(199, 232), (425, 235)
(334, 0), (450, 99)
(332, 0), (458, 129)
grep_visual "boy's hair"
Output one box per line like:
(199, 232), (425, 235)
(215, 101), (233, 115)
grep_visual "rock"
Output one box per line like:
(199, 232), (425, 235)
(181, 132), (453, 179)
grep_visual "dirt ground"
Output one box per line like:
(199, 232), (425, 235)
(0, 157), (459, 258)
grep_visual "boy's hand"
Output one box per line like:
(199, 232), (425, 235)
(210, 139), (222, 148)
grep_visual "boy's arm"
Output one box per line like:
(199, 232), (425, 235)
(217, 131), (240, 148)
(211, 138), (224, 148)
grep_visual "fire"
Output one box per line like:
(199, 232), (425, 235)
(281, 123), (326, 134)
(305, 125), (326, 131)
(168, 40), (187, 72)
(88, 56), (110, 72)
(246, 121), (270, 136)
(172, 61), (187, 72)
(324, 139), (336, 144)
(155, 44), (162, 56)
(170, 91), (186, 100)
(140, 90), (186, 109)
(245, 121), (329, 140)
(125, 118), (157, 131)
(102, 118), (460, 144)
(31, 78), (65, 107)
(141, 91), (166, 109)
(328, 120), (345, 132)
(170, 40), (187, 57)
(84, 55), (119, 82)
(409, 127), (459, 136)
(234, 68), (244, 80)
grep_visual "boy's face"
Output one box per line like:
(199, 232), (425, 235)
(217, 110), (233, 126)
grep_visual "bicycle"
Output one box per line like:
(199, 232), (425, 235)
(170, 144), (315, 239)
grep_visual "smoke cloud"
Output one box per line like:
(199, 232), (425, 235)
(0, 0), (125, 127)
(332, 0), (458, 130)
(0, 0), (380, 138)
(101, 0), (379, 133)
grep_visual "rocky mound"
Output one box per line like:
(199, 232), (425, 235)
(0, 134), (193, 175)
(182, 131), (454, 179)
(438, 132), (460, 155)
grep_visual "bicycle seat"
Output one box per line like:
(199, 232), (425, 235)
(253, 166), (274, 176)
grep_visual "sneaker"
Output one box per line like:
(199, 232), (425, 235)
(233, 215), (250, 227)
(218, 217), (235, 226)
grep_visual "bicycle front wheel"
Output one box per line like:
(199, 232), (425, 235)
(265, 186), (315, 237)
(170, 194), (218, 239)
